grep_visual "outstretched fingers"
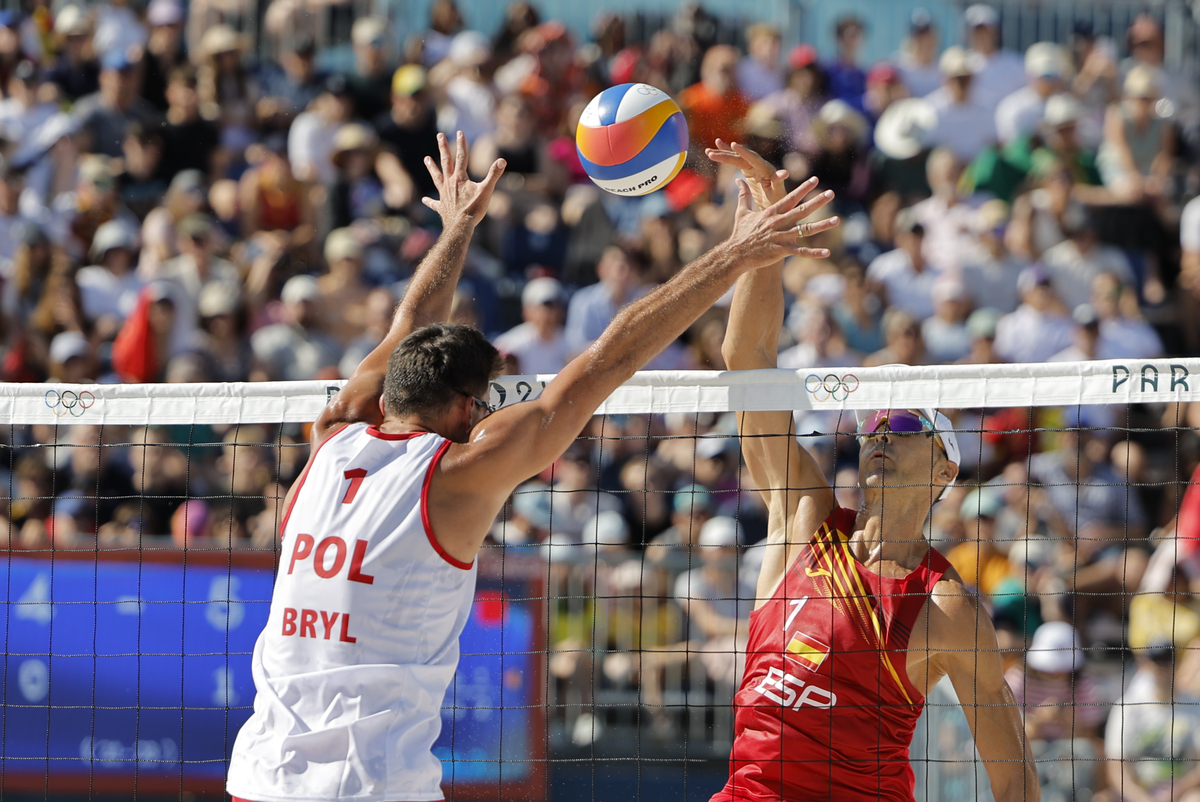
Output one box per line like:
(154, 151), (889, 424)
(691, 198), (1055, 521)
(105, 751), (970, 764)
(454, 130), (468, 180)
(776, 189), (837, 229)
(438, 132), (453, 181)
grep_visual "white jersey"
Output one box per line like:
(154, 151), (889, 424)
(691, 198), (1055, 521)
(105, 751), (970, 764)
(227, 423), (476, 802)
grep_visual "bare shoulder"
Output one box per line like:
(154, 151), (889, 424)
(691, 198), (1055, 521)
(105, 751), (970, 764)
(927, 567), (994, 647)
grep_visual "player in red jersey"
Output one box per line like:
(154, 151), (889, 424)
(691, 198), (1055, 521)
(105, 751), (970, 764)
(707, 140), (1038, 802)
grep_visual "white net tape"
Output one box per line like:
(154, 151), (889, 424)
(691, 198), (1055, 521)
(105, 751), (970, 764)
(4, 358), (1195, 424)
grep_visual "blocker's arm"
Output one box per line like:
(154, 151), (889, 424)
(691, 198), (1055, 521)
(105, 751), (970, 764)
(938, 584), (1041, 802)
(709, 141), (839, 598)
(313, 132), (505, 442)
(429, 181), (839, 565)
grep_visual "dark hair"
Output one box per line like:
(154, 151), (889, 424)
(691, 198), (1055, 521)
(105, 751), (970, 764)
(382, 323), (503, 417)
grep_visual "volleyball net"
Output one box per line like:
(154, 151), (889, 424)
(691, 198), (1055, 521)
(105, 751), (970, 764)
(0, 359), (1197, 801)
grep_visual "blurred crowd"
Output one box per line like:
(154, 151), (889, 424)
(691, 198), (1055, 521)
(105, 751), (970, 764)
(2, 0), (1200, 789)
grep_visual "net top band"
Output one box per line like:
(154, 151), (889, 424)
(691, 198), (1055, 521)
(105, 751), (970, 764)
(2, 359), (1194, 425)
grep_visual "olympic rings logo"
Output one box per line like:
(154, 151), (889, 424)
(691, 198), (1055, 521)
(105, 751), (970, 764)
(804, 374), (860, 402)
(45, 389), (96, 417)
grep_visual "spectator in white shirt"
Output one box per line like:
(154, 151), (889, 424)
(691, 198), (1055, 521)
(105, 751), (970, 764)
(494, 277), (570, 375)
(1120, 15), (1199, 147)
(778, 304), (861, 370)
(76, 218), (142, 328)
(994, 265), (1073, 363)
(1040, 205), (1135, 311)
(866, 208), (937, 320)
(994, 43), (1070, 145)
(735, 23), (783, 102)
(960, 199), (1028, 314)
(910, 148), (981, 273)
(895, 9), (941, 99)
(927, 46), (997, 163)
(963, 4), (1027, 112)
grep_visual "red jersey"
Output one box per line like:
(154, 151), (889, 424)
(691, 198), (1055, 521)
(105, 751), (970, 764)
(712, 506), (951, 802)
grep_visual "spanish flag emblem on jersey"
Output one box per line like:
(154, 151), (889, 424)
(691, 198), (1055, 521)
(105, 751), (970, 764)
(785, 631), (830, 672)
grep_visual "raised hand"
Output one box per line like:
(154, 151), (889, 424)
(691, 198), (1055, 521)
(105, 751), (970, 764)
(706, 138), (789, 209)
(728, 178), (840, 268)
(422, 130), (506, 227)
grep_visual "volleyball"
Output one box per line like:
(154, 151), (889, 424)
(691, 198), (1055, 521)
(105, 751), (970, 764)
(576, 83), (689, 197)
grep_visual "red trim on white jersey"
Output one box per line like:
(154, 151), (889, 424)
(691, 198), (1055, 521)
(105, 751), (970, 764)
(421, 439), (469, 570)
(278, 424), (349, 537)
(365, 425), (428, 441)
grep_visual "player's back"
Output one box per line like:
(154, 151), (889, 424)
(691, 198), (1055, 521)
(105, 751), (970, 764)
(228, 423), (475, 802)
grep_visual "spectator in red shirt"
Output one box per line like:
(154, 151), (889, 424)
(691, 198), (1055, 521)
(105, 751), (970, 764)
(678, 45), (749, 150)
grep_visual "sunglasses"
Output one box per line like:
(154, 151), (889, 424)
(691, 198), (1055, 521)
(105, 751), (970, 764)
(455, 388), (495, 415)
(857, 409), (946, 454)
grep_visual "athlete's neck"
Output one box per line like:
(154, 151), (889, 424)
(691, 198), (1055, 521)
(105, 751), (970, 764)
(851, 490), (932, 570)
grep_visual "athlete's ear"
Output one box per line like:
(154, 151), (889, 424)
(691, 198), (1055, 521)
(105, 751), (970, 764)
(937, 458), (959, 489)
(378, 395), (386, 419)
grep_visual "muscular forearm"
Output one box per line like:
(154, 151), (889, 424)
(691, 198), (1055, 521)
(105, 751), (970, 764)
(723, 263), (784, 369)
(393, 218), (473, 336)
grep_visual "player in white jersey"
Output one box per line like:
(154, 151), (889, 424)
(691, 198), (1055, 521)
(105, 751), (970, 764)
(226, 131), (841, 802)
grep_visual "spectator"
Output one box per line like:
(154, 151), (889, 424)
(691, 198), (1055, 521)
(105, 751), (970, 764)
(196, 281), (254, 382)
(910, 148), (980, 272)
(346, 17), (393, 122)
(288, 74), (354, 186)
(117, 121), (168, 220)
(863, 307), (926, 367)
(1, 223), (50, 332)
(866, 208), (936, 320)
(1040, 205), (1135, 310)
(960, 200), (1028, 314)
(434, 30), (495, 145)
(159, 66), (220, 180)
(92, 0), (146, 63)
(1087, 271), (1163, 359)
(824, 15), (866, 111)
(778, 304), (859, 370)
(963, 3), (1026, 111)
(1120, 14), (1199, 146)
(139, 169), (206, 278)
(830, 262), (884, 355)
(239, 134), (309, 235)
(374, 65), (440, 200)
(72, 49), (159, 158)
(647, 483), (715, 567)
(946, 487), (1011, 594)
(76, 218), (141, 327)
(896, 8), (940, 99)
(54, 153), (140, 261)
(994, 265), (1072, 363)
(927, 46), (996, 163)
(678, 44), (748, 150)
(921, 276), (973, 363)
(156, 213), (237, 348)
(47, 329), (92, 382)
(958, 306), (1003, 364)
(196, 26), (256, 148)
(994, 43), (1069, 145)
(316, 227), (370, 346)
(735, 23), (782, 102)
(47, 6), (99, 102)
(494, 277), (569, 375)
(1006, 622), (1105, 798)
(0, 60), (57, 147)
(1105, 641), (1200, 802)
(141, 0), (187, 112)
(565, 245), (648, 356)
(470, 93), (541, 180)
(326, 123), (402, 228)
(807, 100), (869, 203)
(1096, 65), (1176, 203)
(249, 274), (340, 381)
(258, 37), (326, 126)
(543, 444), (622, 540)
(338, 287), (396, 379)
(759, 45), (823, 156)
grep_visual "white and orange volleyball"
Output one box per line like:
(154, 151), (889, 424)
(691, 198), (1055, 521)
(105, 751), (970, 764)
(576, 83), (689, 196)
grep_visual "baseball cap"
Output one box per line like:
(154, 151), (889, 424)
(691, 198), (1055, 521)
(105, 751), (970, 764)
(101, 48), (135, 72)
(449, 30), (491, 67)
(582, 510), (630, 547)
(673, 483), (713, 515)
(1043, 93), (1085, 128)
(699, 516), (741, 547)
(89, 219), (136, 260)
(939, 46), (974, 77)
(873, 97), (937, 160)
(392, 64), (427, 96)
(1073, 303), (1100, 327)
(910, 8), (934, 32)
(54, 5), (89, 36)
(49, 331), (88, 364)
(895, 207), (925, 236)
(281, 274), (320, 305)
(177, 213), (214, 240)
(1025, 42), (1066, 79)
(960, 486), (1003, 520)
(324, 228), (363, 264)
(1027, 621), (1084, 673)
(1017, 263), (1051, 293)
(147, 0), (184, 26)
(966, 307), (1001, 339)
(788, 44), (817, 70)
(351, 16), (387, 47)
(964, 4), (999, 28)
(198, 282), (241, 318)
(512, 481), (552, 530)
(522, 277), (564, 307)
